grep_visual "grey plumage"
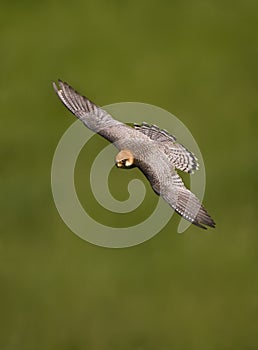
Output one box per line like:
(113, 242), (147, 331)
(53, 80), (215, 229)
(134, 123), (199, 173)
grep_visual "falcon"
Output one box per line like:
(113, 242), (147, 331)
(53, 80), (215, 229)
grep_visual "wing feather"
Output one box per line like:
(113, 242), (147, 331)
(161, 173), (215, 229)
(53, 80), (125, 141)
(137, 159), (215, 229)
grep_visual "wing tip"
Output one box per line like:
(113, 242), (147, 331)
(52, 79), (66, 92)
(52, 79), (70, 92)
(52, 81), (59, 93)
(193, 216), (216, 230)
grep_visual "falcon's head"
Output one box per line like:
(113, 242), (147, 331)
(115, 150), (134, 168)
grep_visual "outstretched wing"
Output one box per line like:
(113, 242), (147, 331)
(53, 80), (128, 142)
(137, 158), (215, 229)
(134, 122), (199, 173)
(161, 173), (215, 229)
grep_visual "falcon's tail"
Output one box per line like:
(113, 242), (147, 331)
(134, 123), (199, 173)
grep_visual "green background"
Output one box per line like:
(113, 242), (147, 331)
(1, 1), (257, 349)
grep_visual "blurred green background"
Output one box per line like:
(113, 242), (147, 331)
(1, 0), (257, 349)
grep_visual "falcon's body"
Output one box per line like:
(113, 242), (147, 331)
(53, 80), (215, 229)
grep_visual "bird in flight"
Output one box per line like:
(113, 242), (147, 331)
(53, 80), (215, 229)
